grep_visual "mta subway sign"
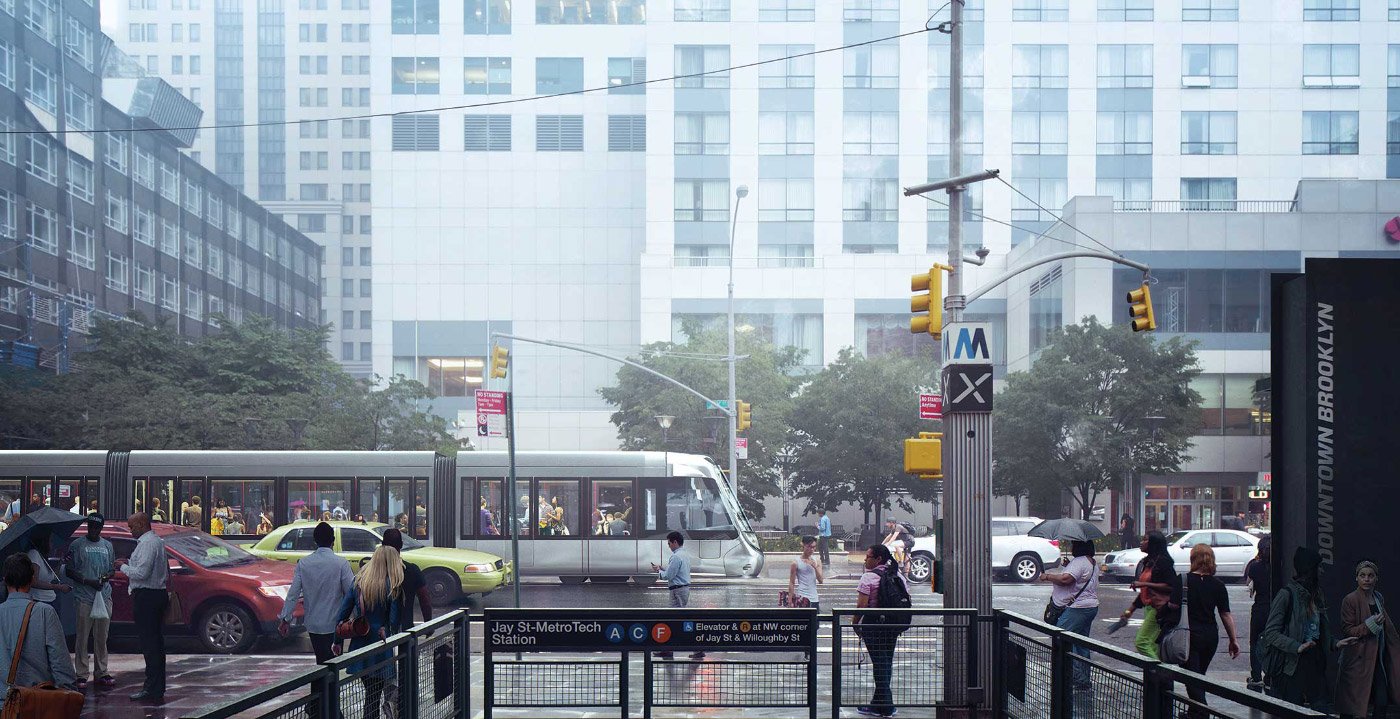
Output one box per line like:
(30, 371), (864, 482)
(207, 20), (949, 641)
(942, 323), (993, 365)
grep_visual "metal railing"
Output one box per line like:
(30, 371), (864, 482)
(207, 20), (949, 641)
(831, 608), (985, 717)
(1112, 200), (1296, 213)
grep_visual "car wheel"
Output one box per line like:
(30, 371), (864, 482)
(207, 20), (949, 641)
(1012, 554), (1042, 583)
(197, 603), (256, 654)
(909, 553), (934, 584)
(559, 576), (587, 585)
(424, 569), (460, 607)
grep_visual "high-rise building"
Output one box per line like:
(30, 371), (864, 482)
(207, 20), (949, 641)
(115, 0), (373, 375)
(1, 1), (321, 372)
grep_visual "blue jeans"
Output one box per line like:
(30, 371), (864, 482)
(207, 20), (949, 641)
(1055, 606), (1099, 688)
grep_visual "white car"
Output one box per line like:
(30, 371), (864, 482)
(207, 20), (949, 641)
(1101, 529), (1260, 581)
(906, 516), (1063, 584)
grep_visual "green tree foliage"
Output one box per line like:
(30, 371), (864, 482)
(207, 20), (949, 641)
(993, 318), (1202, 519)
(787, 349), (941, 526)
(597, 320), (804, 519)
(0, 314), (455, 452)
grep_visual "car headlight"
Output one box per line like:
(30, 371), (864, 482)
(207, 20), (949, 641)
(464, 563), (495, 573)
(259, 585), (290, 599)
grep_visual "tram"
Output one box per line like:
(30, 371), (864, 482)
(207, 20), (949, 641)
(0, 450), (765, 582)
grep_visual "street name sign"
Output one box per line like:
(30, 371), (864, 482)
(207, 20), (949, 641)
(475, 389), (508, 437)
(919, 393), (943, 420)
(705, 400), (731, 410)
(945, 364), (993, 413)
(942, 323), (994, 365)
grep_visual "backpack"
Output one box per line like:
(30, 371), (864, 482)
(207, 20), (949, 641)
(868, 565), (913, 634)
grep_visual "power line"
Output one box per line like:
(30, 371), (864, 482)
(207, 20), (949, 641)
(3, 24), (937, 138)
(916, 194), (1109, 256)
(992, 174), (1120, 256)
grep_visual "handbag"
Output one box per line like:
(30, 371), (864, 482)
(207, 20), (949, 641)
(1, 602), (85, 719)
(336, 590), (370, 639)
(1160, 625), (1190, 664)
(1044, 559), (1095, 626)
(778, 591), (811, 609)
(163, 591), (182, 624)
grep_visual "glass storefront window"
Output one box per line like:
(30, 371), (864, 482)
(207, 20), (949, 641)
(210, 479), (275, 536)
(590, 480), (633, 536)
(358, 478), (383, 523)
(288, 479), (352, 524)
(537, 480), (580, 536)
(1224, 375), (1268, 435)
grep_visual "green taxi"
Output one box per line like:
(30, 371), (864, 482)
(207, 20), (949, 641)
(248, 520), (511, 605)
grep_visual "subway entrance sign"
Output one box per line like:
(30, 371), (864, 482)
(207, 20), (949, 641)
(942, 322), (993, 365)
(485, 609), (817, 652)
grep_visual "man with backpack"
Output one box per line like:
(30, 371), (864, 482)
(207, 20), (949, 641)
(854, 544), (911, 718)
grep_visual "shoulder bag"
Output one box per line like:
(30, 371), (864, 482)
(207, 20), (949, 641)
(1, 602), (85, 719)
(336, 588), (370, 639)
(1044, 559), (1095, 626)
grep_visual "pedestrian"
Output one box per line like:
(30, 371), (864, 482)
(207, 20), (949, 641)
(0, 553), (76, 702)
(119, 511), (169, 703)
(147, 497), (165, 523)
(816, 509), (833, 569)
(1119, 530), (1181, 660)
(1221, 512), (1247, 532)
(651, 531), (701, 660)
(1118, 514), (1136, 552)
(337, 545), (402, 719)
(1262, 546), (1359, 708)
(380, 528), (431, 631)
(224, 513), (245, 535)
(481, 500), (499, 536)
(1245, 536), (1273, 691)
(24, 534), (72, 608)
(278, 522), (353, 662)
(854, 543), (909, 718)
(182, 496), (202, 529)
(787, 536), (824, 611)
(882, 519), (912, 572)
(64, 514), (116, 690)
(1039, 539), (1099, 690)
(1180, 544), (1241, 718)
(1337, 560), (1399, 719)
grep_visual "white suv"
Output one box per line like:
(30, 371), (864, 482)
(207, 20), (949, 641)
(907, 516), (1062, 584)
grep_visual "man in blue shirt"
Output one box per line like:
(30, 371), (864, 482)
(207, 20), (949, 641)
(0, 554), (76, 699)
(816, 509), (832, 569)
(650, 531), (702, 660)
(64, 513), (116, 689)
(278, 522), (354, 663)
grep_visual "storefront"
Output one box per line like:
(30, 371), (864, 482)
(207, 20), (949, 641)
(1135, 472), (1269, 534)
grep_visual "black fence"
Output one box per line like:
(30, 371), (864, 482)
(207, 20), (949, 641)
(830, 608), (984, 717)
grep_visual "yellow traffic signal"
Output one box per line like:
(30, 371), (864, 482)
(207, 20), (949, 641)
(489, 345), (510, 378)
(904, 432), (943, 479)
(1126, 282), (1156, 332)
(911, 264), (952, 339)
(736, 401), (752, 433)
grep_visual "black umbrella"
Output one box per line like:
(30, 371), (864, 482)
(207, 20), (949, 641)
(0, 506), (88, 559)
(1027, 518), (1105, 543)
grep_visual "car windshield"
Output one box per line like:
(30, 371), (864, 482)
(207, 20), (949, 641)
(165, 531), (259, 569)
(371, 526), (425, 551)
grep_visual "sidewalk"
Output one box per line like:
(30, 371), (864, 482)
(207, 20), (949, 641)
(79, 653), (315, 719)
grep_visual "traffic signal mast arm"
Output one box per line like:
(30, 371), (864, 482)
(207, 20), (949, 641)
(960, 250), (1152, 310)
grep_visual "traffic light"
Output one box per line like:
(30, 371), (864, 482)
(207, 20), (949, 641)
(911, 264), (952, 339)
(489, 345), (510, 379)
(1126, 282), (1157, 332)
(736, 401), (752, 433)
(903, 432), (943, 479)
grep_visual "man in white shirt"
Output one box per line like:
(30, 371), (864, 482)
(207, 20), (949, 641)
(119, 512), (169, 703)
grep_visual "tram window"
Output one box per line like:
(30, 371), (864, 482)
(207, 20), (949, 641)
(590, 481), (633, 536)
(476, 479), (504, 537)
(139, 479), (174, 523)
(80, 478), (100, 517)
(537, 480), (579, 537)
(640, 477), (737, 539)
(177, 480), (204, 529)
(358, 479), (383, 523)
(56, 479), (80, 513)
(0, 479), (23, 524)
(210, 479), (275, 536)
(289, 479), (352, 523)
(385, 478), (428, 539)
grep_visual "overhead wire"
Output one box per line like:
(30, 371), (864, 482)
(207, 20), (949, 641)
(992, 175), (1120, 256)
(916, 194), (1109, 256)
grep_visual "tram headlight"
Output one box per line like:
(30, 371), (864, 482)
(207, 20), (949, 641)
(464, 563), (495, 573)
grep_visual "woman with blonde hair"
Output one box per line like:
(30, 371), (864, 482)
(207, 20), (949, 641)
(337, 544), (403, 719)
(1181, 543), (1240, 717)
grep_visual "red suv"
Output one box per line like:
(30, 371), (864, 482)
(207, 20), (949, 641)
(97, 522), (303, 653)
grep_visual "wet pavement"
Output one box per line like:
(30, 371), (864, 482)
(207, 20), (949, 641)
(78, 653), (314, 719)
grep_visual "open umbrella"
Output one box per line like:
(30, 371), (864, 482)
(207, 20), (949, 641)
(0, 506), (88, 559)
(1027, 518), (1104, 543)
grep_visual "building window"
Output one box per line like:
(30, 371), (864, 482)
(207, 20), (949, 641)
(674, 113), (728, 155)
(1181, 45), (1238, 88)
(1392, 0), (1400, 20)
(757, 245), (814, 268)
(0, 119), (12, 166)
(26, 62), (57, 114)
(106, 253), (130, 293)
(26, 204), (57, 254)
(184, 232), (202, 268)
(757, 179), (815, 221)
(1012, 112), (1068, 155)
(464, 115), (512, 151)
(536, 115), (583, 151)
(160, 221), (178, 257)
(607, 115), (645, 152)
(298, 214), (327, 232)
(1097, 178), (1152, 210)
(1012, 45), (1069, 88)
(842, 178), (898, 221)
(759, 45), (815, 89)
(301, 184), (329, 201)
(1182, 0), (1237, 21)
(0, 42), (13, 91)
(360, 248), (371, 266)
(674, 246), (730, 267)
(1028, 267), (1063, 352)
(391, 115), (440, 151)
(608, 57), (646, 94)
(1013, 0), (1067, 21)
(843, 0), (897, 21)
(159, 163), (179, 202)
(161, 274), (179, 311)
(1098, 45), (1153, 88)
(1389, 113), (1400, 156)
(675, 46), (730, 89)
(67, 155), (94, 204)
(464, 57), (511, 95)
(105, 192), (129, 233)
(1010, 178), (1067, 221)
(843, 43), (898, 88)
(361, 310), (372, 327)
(1114, 268), (1270, 339)
(134, 265), (155, 303)
(25, 137), (56, 184)
(674, 180), (729, 222)
(208, 245), (222, 278)
(535, 58), (584, 95)
(1302, 45), (1360, 87)
(535, 0), (644, 24)
(0, 191), (14, 239)
(133, 208), (154, 246)
(676, 0), (729, 21)
(64, 85), (93, 132)
(1303, 0), (1358, 21)
(392, 0), (439, 33)
(1302, 111), (1359, 155)
(68, 224), (95, 269)
(758, 112), (815, 155)
(360, 279), (371, 297)
(464, 0), (511, 33)
(843, 112), (898, 155)
(391, 57), (440, 95)
(927, 110), (984, 155)
(1181, 111), (1237, 155)
(759, 0), (815, 21)
(1096, 111), (1151, 155)
(185, 287), (202, 320)
(401, 357), (486, 396)
(1181, 178), (1237, 211)
(1098, 0), (1152, 21)
(26, 0), (58, 44)
(133, 149), (154, 189)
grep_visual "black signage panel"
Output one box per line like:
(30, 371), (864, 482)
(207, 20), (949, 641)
(485, 609), (818, 652)
(944, 363), (993, 413)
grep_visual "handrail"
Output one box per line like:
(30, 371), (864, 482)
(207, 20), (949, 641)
(409, 608), (469, 636)
(179, 665), (329, 719)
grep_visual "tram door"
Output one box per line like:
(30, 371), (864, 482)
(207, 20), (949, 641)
(134, 478), (176, 523)
(585, 479), (637, 576)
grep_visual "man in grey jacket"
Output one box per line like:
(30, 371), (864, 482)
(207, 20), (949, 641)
(0, 552), (76, 701)
(278, 522), (354, 663)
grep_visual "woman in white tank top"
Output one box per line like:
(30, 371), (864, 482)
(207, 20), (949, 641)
(789, 536), (826, 610)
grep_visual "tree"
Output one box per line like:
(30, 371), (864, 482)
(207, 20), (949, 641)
(597, 320), (804, 519)
(993, 318), (1202, 520)
(787, 349), (940, 527)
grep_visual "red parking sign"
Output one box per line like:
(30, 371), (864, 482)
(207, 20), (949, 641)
(920, 393), (943, 420)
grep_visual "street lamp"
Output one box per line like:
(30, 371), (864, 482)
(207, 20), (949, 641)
(654, 415), (676, 446)
(728, 184), (748, 497)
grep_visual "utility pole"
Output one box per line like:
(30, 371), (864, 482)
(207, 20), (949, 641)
(727, 186), (748, 499)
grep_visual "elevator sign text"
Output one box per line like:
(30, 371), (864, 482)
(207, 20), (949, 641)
(484, 610), (816, 652)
